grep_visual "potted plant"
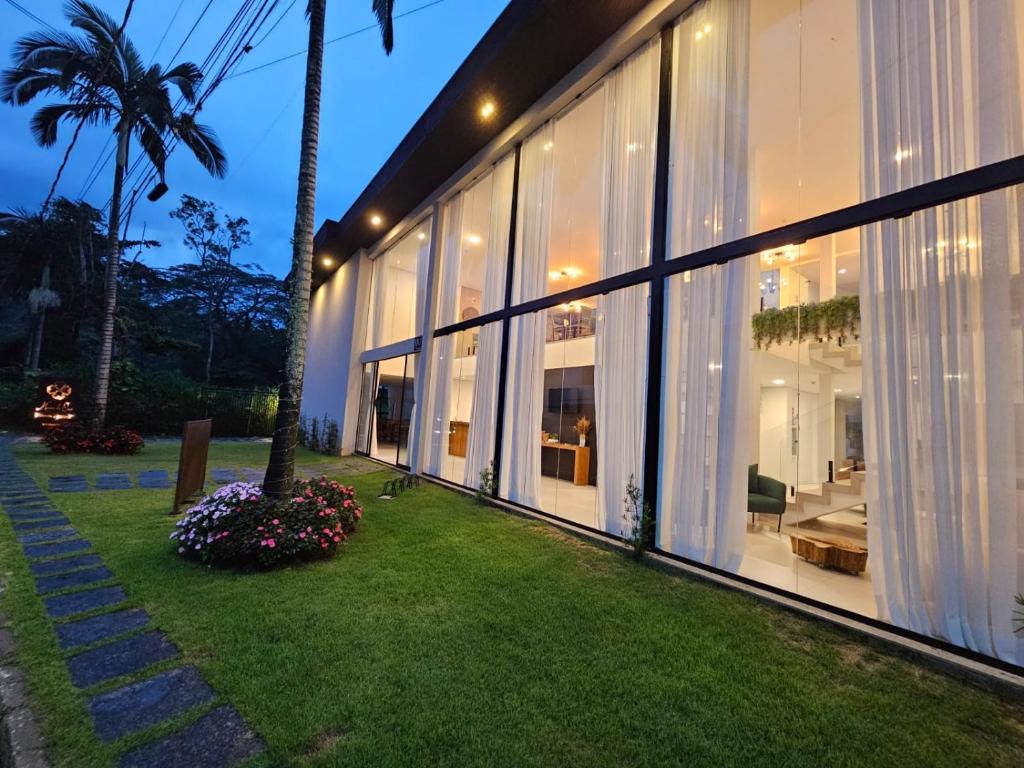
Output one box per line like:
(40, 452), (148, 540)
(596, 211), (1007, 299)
(573, 415), (592, 447)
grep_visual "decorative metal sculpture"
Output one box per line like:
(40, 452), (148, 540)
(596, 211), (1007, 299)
(33, 382), (76, 429)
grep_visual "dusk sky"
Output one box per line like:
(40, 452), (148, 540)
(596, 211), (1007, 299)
(0, 0), (508, 276)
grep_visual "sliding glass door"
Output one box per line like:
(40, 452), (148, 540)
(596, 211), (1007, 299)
(354, 354), (418, 469)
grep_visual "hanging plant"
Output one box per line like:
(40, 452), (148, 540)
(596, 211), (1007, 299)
(752, 295), (860, 349)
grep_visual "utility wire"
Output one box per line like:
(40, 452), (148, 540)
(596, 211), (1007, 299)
(148, 0), (187, 65)
(2, 0), (57, 31)
(225, 0), (446, 80)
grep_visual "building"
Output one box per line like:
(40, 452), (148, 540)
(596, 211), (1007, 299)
(302, 0), (1024, 672)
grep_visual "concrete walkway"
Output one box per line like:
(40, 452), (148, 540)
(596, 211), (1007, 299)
(0, 443), (264, 767)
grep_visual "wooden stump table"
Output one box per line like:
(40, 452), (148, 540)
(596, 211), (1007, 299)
(789, 534), (868, 575)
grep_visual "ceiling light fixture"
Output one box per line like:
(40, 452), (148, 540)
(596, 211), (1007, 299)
(417, 232), (426, 241)
(466, 233), (482, 245)
(480, 100), (496, 119)
(321, 256), (334, 268)
(370, 214), (383, 227)
(772, 378), (786, 386)
(695, 22), (712, 41)
(838, 268), (847, 275)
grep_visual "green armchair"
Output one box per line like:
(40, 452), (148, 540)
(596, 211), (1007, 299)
(748, 464), (787, 531)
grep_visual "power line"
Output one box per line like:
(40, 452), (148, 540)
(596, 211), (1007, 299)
(148, 0), (187, 65)
(225, 0), (446, 81)
(168, 0), (215, 66)
(2, 0), (57, 31)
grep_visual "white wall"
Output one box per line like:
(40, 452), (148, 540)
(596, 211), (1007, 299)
(301, 252), (371, 455)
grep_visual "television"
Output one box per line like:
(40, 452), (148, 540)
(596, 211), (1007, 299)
(547, 387), (579, 414)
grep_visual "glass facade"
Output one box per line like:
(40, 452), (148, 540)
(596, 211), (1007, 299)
(346, 0), (1024, 665)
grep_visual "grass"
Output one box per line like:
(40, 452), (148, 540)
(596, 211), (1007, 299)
(2, 440), (1024, 767)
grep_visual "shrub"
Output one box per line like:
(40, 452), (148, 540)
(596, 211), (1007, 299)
(43, 423), (145, 455)
(173, 476), (363, 569)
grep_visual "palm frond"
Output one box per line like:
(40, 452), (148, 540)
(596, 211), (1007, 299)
(11, 30), (92, 71)
(372, 0), (395, 55)
(29, 101), (101, 146)
(1, 69), (61, 106)
(174, 114), (227, 178)
(65, 0), (120, 50)
(135, 118), (167, 178)
(160, 62), (203, 105)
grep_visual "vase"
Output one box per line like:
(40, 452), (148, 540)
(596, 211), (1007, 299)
(578, 435), (586, 447)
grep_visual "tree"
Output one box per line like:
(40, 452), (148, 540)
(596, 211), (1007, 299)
(262, 1), (395, 499)
(1, 0), (227, 428)
(169, 195), (252, 384)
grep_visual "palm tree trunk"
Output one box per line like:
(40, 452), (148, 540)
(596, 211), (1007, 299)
(29, 309), (45, 370)
(263, 0), (326, 499)
(205, 314), (214, 385)
(91, 122), (129, 430)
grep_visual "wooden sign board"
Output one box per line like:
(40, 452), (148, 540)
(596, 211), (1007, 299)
(172, 418), (212, 514)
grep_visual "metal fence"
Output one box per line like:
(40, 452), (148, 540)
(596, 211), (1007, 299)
(200, 387), (279, 437)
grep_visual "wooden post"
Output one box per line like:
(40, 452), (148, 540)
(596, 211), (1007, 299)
(172, 419), (212, 514)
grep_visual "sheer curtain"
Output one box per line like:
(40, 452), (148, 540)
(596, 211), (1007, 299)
(659, 0), (752, 570)
(423, 199), (463, 476)
(595, 40), (659, 534)
(500, 125), (554, 508)
(464, 155), (515, 487)
(858, 0), (1024, 662)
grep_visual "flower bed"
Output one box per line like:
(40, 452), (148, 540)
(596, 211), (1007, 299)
(43, 424), (145, 455)
(172, 476), (363, 569)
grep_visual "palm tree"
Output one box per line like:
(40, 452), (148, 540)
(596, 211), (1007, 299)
(263, 1), (395, 499)
(1, 0), (226, 429)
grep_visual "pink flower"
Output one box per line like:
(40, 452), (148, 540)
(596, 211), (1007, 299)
(257, 526), (264, 531)
(343, 499), (352, 508)
(272, 519), (280, 525)
(267, 539), (276, 548)
(333, 536), (340, 543)
(293, 497), (305, 503)
(299, 532), (307, 539)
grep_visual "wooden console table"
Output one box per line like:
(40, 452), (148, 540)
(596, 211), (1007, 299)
(540, 441), (591, 485)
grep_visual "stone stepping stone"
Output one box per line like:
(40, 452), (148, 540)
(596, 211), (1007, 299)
(90, 666), (214, 742)
(8, 509), (64, 522)
(138, 469), (171, 489)
(44, 586), (125, 619)
(95, 473), (132, 491)
(49, 475), (89, 493)
(119, 705), (264, 768)
(17, 528), (77, 544)
(30, 553), (104, 576)
(13, 517), (71, 531)
(36, 566), (114, 596)
(55, 608), (151, 650)
(68, 631), (178, 688)
(24, 538), (91, 560)
(1, 494), (49, 505)
(239, 467), (263, 484)
(210, 469), (238, 485)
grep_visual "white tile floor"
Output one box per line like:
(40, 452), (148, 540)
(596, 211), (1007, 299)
(435, 451), (876, 619)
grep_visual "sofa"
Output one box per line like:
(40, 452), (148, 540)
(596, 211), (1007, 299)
(748, 464), (787, 531)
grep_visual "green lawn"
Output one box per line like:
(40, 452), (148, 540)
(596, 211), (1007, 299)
(2, 441), (1023, 767)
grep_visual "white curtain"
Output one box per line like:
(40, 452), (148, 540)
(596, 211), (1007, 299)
(424, 200), (463, 476)
(464, 155), (516, 487)
(659, 0), (752, 570)
(858, 0), (1024, 662)
(500, 124), (555, 508)
(595, 40), (659, 534)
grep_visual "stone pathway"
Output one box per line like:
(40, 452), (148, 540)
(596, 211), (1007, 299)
(45, 457), (381, 494)
(0, 443), (265, 767)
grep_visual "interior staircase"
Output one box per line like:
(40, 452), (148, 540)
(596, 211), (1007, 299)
(785, 470), (866, 526)
(808, 340), (861, 369)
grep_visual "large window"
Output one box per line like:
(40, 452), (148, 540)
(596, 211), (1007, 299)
(668, 0), (1024, 251)
(355, 354), (418, 468)
(366, 221), (431, 350)
(499, 285), (648, 533)
(512, 39), (660, 303)
(435, 157), (515, 327)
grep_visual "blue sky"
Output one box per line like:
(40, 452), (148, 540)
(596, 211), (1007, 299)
(0, 0), (508, 276)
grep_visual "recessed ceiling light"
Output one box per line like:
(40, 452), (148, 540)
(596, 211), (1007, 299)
(834, 388), (842, 393)
(838, 268), (848, 275)
(370, 214), (383, 227)
(480, 100), (496, 119)
(466, 233), (482, 245)
(417, 232), (426, 240)
(772, 378), (786, 386)
(321, 256), (334, 268)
